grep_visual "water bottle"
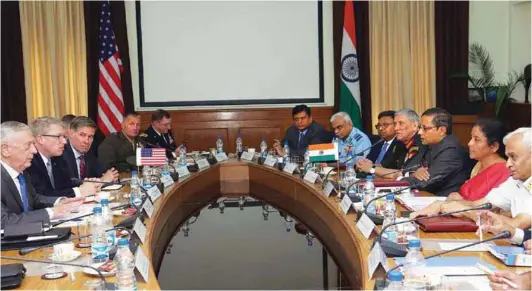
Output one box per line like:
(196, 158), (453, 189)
(382, 194), (398, 243)
(344, 166), (357, 193)
(130, 171), (142, 208)
(363, 175), (376, 214)
(303, 147), (310, 168)
(114, 238), (137, 291)
(141, 166), (152, 189)
(91, 207), (109, 263)
(236, 135), (243, 156)
(100, 199), (115, 246)
(260, 138), (267, 158)
(385, 271), (403, 291)
(283, 141), (290, 163)
(216, 136), (224, 153)
(403, 239), (427, 290)
(179, 145), (187, 167)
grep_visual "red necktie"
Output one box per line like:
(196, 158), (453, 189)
(79, 155), (85, 179)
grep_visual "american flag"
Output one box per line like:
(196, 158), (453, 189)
(97, 1), (125, 136)
(136, 148), (167, 166)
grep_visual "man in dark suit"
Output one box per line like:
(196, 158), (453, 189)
(273, 105), (332, 158)
(366, 110), (407, 169)
(403, 108), (471, 196)
(0, 121), (82, 228)
(26, 117), (100, 198)
(142, 109), (177, 159)
(98, 112), (141, 172)
(64, 116), (118, 182)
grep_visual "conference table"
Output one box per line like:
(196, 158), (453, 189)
(1, 159), (526, 290)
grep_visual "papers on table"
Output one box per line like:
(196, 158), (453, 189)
(438, 242), (492, 252)
(394, 256), (495, 276)
(396, 196), (447, 211)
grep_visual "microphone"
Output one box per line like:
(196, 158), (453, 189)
(70, 178), (128, 189)
(374, 164), (421, 178)
(340, 139), (384, 165)
(0, 255), (113, 289)
(376, 202), (493, 257)
(383, 230), (511, 279)
(52, 204), (130, 227)
(19, 226), (133, 256)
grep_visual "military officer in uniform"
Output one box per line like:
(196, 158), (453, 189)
(142, 109), (177, 159)
(330, 112), (371, 164)
(98, 112), (141, 172)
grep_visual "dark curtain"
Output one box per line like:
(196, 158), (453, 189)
(1, 1), (27, 123)
(333, 1), (372, 134)
(434, 1), (469, 113)
(84, 0), (134, 155)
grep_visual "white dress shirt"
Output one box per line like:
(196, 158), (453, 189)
(507, 176), (532, 244)
(0, 160), (56, 218)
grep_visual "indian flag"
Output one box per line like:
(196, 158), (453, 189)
(339, 0), (362, 129)
(309, 143), (339, 163)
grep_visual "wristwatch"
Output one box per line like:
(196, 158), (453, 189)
(369, 166), (376, 174)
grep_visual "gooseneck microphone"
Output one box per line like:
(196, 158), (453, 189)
(52, 204), (129, 227)
(376, 202), (493, 257)
(384, 230), (512, 276)
(342, 139), (384, 166)
(0, 255), (113, 289)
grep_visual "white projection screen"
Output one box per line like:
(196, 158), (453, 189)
(135, 1), (328, 107)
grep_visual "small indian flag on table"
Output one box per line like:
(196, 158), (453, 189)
(309, 143), (339, 163)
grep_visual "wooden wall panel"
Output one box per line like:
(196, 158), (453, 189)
(452, 115), (476, 148)
(138, 107), (334, 153)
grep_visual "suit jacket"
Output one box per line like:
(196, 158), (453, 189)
(525, 229), (531, 243)
(366, 137), (407, 169)
(98, 131), (137, 172)
(283, 121), (332, 157)
(62, 143), (105, 179)
(1, 165), (57, 227)
(404, 134), (471, 197)
(26, 152), (78, 198)
(143, 125), (176, 159)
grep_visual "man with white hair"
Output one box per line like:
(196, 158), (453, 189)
(330, 112), (371, 164)
(1, 121), (83, 228)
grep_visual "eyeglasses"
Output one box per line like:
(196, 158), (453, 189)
(375, 123), (393, 130)
(420, 126), (438, 132)
(42, 134), (67, 140)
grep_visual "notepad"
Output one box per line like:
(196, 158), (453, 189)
(394, 256), (495, 276)
(438, 242), (491, 252)
(396, 196), (447, 211)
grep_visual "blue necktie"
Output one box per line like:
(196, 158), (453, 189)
(298, 131), (305, 148)
(375, 142), (389, 164)
(17, 174), (30, 212)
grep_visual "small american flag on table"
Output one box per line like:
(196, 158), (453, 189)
(136, 148), (167, 166)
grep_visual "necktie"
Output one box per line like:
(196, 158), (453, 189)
(298, 131), (305, 148)
(79, 155), (85, 179)
(46, 161), (55, 189)
(17, 174), (30, 212)
(375, 142), (389, 164)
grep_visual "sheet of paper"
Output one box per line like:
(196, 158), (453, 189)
(176, 166), (190, 178)
(101, 184), (123, 191)
(147, 186), (162, 202)
(439, 242), (491, 252)
(396, 196), (447, 211)
(142, 199), (154, 218)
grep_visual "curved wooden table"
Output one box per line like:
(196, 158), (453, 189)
(1, 159), (525, 290)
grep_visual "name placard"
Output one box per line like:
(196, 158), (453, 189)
(241, 151), (254, 161)
(367, 242), (386, 279)
(160, 174), (174, 188)
(176, 166), (190, 178)
(340, 195), (353, 214)
(135, 248), (150, 282)
(142, 199), (154, 218)
(264, 156), (277, 167)
(303, 171), (319, 184)
(147, 186), (162, 202)
(283, 163), (297, 174)
(133, 218), (147, 244)
(215, 152), (228, 162)
(356, 213), (376, 239)
(196, 159), (210, 170)
(323, 181), (335, 197)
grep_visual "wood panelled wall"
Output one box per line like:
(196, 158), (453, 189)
(138, 107), (334, 153)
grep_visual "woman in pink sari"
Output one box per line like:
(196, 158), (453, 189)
(411, 118), (509, 217)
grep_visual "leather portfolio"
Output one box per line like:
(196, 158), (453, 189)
(0, 227), (71, 251)
(0, 263), (26, 289)
(416, 216), (478, 232)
